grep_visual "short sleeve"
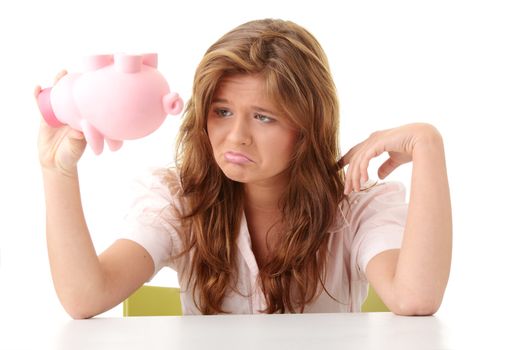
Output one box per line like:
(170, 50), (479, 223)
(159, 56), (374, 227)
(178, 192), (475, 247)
(120, 168), (185, 279)
(349, 182), (408, 281)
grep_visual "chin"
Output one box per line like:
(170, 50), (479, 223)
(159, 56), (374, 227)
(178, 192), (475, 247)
(218, 162), (257, 184)
(221, 169), (252, 183)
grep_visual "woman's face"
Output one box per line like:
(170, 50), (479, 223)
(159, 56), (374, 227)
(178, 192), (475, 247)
(207, 74), (298, 186)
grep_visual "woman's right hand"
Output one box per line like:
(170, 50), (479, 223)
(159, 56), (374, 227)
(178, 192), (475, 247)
(35, 70), (87, 177)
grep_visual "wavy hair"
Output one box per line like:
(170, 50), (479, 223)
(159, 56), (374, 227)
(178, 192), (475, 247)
(169, 18), (345, 314)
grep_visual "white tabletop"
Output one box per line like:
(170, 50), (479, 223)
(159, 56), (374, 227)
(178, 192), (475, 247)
(3, 311), (522, 350)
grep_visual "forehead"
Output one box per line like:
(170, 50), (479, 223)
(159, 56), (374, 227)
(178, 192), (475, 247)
(214, 74), (270, 100)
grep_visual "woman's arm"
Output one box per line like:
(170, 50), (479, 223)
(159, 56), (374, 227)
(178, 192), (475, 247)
(340, 123), (452, 315)
(36, 75), (154, 319)
(43, 168), (154, 319)
(367, 129), (452, 315)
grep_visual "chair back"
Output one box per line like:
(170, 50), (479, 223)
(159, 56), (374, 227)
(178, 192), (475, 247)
(123, 284), (388, 316)
(123, 285), (182, 316)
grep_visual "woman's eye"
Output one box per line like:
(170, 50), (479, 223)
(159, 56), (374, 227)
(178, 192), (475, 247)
(255, 114), (274, 123)
(215, 108), (232, 117)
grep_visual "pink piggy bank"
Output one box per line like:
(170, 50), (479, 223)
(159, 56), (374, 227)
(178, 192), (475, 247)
(37, 53), (184, 155)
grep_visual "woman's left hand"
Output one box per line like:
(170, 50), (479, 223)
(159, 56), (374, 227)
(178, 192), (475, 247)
(338, 123), (440, 194)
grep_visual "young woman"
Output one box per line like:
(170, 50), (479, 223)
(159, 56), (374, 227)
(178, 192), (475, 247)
(36, 19), (451, 318)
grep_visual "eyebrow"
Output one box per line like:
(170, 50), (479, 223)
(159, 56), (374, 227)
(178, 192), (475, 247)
(211, 98), (279, 116)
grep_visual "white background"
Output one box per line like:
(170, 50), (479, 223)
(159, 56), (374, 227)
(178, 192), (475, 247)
(0, 0), (523, 327)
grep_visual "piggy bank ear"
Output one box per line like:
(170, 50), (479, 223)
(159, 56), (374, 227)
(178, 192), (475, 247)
(142, 53), (158, 68)
(163, 92), (184, 115)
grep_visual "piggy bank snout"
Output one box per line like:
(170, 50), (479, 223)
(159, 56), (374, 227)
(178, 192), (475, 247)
(37, 87), (65, 128)
(163, 92), (184, 116)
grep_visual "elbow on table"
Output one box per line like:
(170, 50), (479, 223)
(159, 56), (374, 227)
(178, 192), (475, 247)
(62, 302), (97, 320)
(390, 296), (442, 316)
(58, 294), (98, 320)
(68, 309), (96, 320)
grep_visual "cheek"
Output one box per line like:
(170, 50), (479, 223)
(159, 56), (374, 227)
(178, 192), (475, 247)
(283, 138), (297, 160)
(284, 132), (300, 162)
(206, 120), (221, 149)
(265, 130), (297, 162)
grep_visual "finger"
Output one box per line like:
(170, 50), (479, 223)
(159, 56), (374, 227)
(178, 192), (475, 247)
(53, 70), (68, 85)
(353, 143), (383, 192)
(352, 152), (365, 193)
(346, 147), (366, 193)
(69, 129), (85, 140)
(34, 85), (42, 99)
(338, 151), (351, 169)
(338, 141), (365, 169)
(344, 163), (354, 195)
(344, 146), (363, 194)
(359, 154), (371, 185)
(359, 146), (383, 183)
(349, 147), (368, 192)
(377, 157), (399, 179)
(343, 153), (358, 195)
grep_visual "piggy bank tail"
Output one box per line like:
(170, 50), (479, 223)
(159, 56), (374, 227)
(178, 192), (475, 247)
(163, 92), (184, 116)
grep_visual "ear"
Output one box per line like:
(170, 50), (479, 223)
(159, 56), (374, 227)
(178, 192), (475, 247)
(162, 92), (184, 115)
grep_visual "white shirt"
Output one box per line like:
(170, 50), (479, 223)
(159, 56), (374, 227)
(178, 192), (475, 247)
(122, 168), (408, 314)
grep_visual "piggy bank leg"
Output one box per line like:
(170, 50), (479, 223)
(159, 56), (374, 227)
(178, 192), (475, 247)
(80, 120), (104, 155)
(106, 139), (123, 152)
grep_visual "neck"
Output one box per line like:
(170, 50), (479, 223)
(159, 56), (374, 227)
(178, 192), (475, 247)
(243, 177), (288, 214)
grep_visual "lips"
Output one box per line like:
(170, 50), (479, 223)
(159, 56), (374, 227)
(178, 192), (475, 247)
(224, 151), (254, 164)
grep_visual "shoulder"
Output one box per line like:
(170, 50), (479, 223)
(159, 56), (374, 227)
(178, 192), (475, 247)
(139, 166), (183, 196)
(128, 165), (186, 218)
(122, 166), (188, 274)
(349, 181), (406, 211)
(334, 181), (407, 232)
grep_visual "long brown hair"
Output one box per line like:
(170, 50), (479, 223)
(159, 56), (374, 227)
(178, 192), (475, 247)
(170, 19), (345, 314)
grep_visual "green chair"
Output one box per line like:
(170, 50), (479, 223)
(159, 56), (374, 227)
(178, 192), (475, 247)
(361, 285), (389, 312)
(123, 284), (388, 316)
(123, 285), (183, 316)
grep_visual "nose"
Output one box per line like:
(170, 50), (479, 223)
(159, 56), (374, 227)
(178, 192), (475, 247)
(226, 116), (252, 146)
